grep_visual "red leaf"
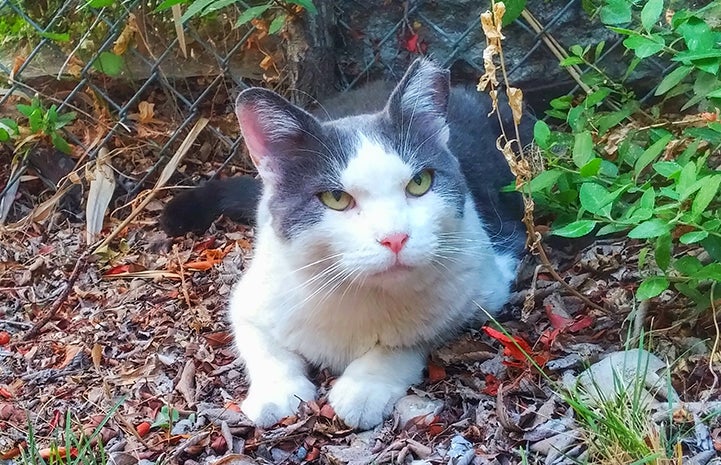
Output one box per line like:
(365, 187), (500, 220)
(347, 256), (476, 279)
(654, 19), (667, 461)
(546, 305), (573, 329)
(319, 403), (335, 419)
(204, 331), (233, 348)
(427, 361), (446, 383)
(482, 374), (500, 395)
(404, 33), (420, 53)
(306, 447), (321, 461)
(193, 237), (216, 252)
(568, 314), (594, 332)
(48, 409), (62, 429)
(483, 326), (549, 369)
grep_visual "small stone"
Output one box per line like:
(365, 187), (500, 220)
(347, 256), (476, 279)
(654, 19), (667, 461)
(393, 394), (444, 429)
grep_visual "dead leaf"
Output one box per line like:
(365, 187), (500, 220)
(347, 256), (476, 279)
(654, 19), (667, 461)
(85, 147), (116, 245)
(91, 343), (103, 371)
(113, 13), (137, 55)
(506, 87), (524, 125)
(176, 359), (196, 407)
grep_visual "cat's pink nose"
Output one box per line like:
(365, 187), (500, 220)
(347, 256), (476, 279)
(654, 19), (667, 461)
(378, 233), (409, 254)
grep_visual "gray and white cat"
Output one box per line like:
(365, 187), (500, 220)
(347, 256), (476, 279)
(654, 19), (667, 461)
(163, 58), (531, 429)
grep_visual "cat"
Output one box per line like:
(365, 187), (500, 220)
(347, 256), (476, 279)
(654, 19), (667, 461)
(162, 58), (533, 429)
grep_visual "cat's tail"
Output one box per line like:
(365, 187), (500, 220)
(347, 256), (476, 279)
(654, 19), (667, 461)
(159, 176), (262, 236)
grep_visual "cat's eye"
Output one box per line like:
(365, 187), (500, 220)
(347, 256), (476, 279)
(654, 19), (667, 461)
(318, 190), (354, 211)
(406, 169), (434, 197)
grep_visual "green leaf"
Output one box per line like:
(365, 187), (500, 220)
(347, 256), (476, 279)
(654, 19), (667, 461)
(652, 161), (681, 178)
(702, 235), (721, 262)
(560, 56), (585, 67)
(552, 220), (597, 238)
(579, 158), (602, 177)
(181, 0), (217, 22)
(641, 0), (663, 31)
(639, 187), (655, 211)
(680, 230), (708, 244)
(567, 106), (587, 133)
(286, 0), (318, 14)
(674, 255), (703, 275)
(39, 31), (71, 42)
(580, 182), (614, 216)
(636, 276), (669, 300)
(550, 95), (573, 110)
(655, 66), (692, 96)
(236, 4), (272, 26)
(573, 131), (594, 168)
(600, 0), (632, 25)
(634, 133), (673, 179)
(86, 0), (114, 7)
(51, 132), (72, 154)
(0, 118), (19, 135)
(673, 49), (721, 62)
(153, 0), (186, 12)
(570, 44), (584, 56)
(528, 169), (562, 192)
(694, 263), (721, 282)
(268, 13), (286, 34)
(597, 223), (629, 236)
(92, 51), (124, 76)
(533, 120), (551, 149)
(655, 233), (671, 270)
(500, 0), (526, 25)
(585, 87), (611, 107)
(627, 219), (670, 239)
(596, 107), (632, 135)
(676, 16), (714, 52)
(677, 160), (697, 199)
(691, 174), (721, 218)
(623, 34), (665, 59)
(202, 0), (238, 15)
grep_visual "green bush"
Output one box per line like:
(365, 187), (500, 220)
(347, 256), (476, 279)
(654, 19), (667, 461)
(530, 0), (721, 306)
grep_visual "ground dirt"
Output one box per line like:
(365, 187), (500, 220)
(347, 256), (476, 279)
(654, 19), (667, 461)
(1, 113), (720, 465)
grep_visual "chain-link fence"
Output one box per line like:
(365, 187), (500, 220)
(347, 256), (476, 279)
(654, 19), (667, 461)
(0, 0), (668, 225)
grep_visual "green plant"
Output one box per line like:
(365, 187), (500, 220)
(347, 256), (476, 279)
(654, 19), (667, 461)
(154, 0), (317, 35)
(20, 400), (122, 465)
(564, 354), (677, 464)
(15, 98), (77, 154)
(530, 0), (721, 307)
(150, 404), (180, 430)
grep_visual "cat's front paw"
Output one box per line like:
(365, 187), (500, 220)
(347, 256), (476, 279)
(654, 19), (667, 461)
(328, 376), (406, 430)
(242, 377), (316, 428)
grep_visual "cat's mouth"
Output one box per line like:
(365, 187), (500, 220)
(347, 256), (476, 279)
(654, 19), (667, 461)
(369, 261), (413, 278)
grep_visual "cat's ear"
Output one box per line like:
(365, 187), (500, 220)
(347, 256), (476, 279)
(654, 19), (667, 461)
(387, 58), (451, 142)
(235, 88), (321, 178)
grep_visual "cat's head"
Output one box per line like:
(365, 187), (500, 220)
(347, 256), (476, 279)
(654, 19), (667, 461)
(235, 58), (470, 285)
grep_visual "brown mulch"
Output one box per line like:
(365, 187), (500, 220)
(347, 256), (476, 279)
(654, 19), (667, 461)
(1, 97), (720, 465)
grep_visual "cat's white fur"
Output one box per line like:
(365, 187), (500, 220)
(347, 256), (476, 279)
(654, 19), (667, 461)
(229, 135), (517, 429)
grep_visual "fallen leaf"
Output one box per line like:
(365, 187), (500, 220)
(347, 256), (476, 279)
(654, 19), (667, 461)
(85, 148), (116, 245)
(91, 343), (103, 371)
(427, 361), (446, 383)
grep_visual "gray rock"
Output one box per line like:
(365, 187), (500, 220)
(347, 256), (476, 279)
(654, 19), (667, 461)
(393, 394), (444, 428)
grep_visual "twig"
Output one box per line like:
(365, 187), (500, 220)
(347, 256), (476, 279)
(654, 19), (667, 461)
(483, 3), (609, 316)
(22, 248), (90, 341)
(520, 9), (591, 94)
(529, 230), (609, 315)
(93, 117), (208, 253)
(705, 282), (719, 401)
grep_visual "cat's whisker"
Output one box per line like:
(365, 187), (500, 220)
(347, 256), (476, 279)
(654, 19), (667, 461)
(289, 253), (345, 273)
